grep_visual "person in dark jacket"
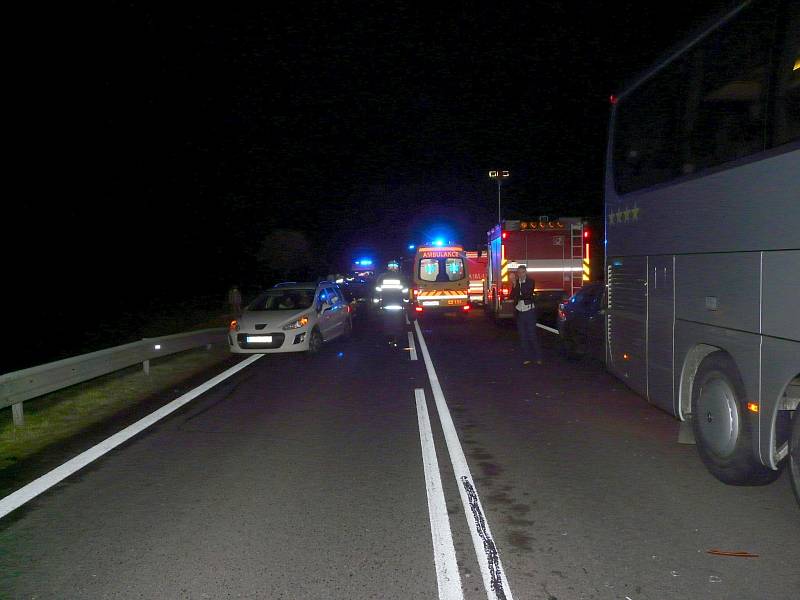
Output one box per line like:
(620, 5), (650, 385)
(511, 265), (542, 365)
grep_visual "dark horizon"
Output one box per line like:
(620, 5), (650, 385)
(3, 0), (733, 371)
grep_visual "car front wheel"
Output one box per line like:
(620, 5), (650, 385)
(306, 328), (323, 355)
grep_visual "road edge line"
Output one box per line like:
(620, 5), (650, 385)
(408, 331), (418, 361)
(415, 388), (464, 600)
(0, 353), (264, 520)
(413, 321), (514, 600)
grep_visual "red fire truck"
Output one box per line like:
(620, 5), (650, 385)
(486, 218), (590, 322)
(465, 250), (487, 305)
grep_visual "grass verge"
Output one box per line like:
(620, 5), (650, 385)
(0, 344), (232, 473)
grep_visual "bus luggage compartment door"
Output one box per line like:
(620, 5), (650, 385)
(647, 256), (675, 413)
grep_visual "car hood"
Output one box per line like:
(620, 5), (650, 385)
(238, 309), (310, 331)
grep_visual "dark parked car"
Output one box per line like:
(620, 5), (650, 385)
(557, 282), (606, 360)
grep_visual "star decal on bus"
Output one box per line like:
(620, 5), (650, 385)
(608, 205), (640, 225)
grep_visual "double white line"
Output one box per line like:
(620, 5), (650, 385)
(412, 321), (514, 600)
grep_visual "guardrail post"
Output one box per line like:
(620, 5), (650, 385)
(143, 359), (150, 375)
(12, 402), (24, 427)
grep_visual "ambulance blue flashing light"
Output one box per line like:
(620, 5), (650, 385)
(408, 244), (415, 250)
(433, 239), (445, 247)
(355, 258), (373, 266)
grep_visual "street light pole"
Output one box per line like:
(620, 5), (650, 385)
(488, 170), (510, 223)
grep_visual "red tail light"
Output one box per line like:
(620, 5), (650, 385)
(501, 287), (510, 297)
(462, 304), (471, 311)
(415, 306), (423, 313)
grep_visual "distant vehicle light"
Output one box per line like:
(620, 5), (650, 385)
(373, 298), (380, 303)
(229, 320), (239, 332)
(747, 402), (759, 413)
(383, 305), (403, 311)
(502, 231), (508, 239)
(408, 244), (416, 250)
(415, 306), (423, 312)
(610, 94), (618, 104)
(375, 286), (382, 292)
(584, 230), (589, 238)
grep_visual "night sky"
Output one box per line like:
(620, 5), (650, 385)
(5, 0), (732, 370)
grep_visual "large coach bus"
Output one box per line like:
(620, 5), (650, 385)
(605, 0), (799, 499)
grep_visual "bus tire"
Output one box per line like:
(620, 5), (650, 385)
(790, 410), (800, 507)
(691, 352), (779, 486)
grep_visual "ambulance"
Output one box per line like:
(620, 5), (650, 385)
(411, 245), (471, 317)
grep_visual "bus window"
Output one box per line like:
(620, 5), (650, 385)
(613, 2), (778, 193)
(772, 2), (799, 147)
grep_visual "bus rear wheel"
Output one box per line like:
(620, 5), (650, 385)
(790, 410), (800, 506)
(691, 352), (779, 486)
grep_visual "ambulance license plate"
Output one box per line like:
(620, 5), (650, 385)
(422, 301), (439, 306)
(246, 336), (272, 343)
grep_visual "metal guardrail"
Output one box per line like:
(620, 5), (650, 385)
(0, 328), (228, 427)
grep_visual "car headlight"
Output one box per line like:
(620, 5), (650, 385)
(282, 315), (309, 330)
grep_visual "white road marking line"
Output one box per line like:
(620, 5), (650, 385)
(413, 320), (514, 600)
(0, 354), (264, 520)
(536, 323), (559, 334)
(415, 389), (464, 600)
(408, 331), (418, 361)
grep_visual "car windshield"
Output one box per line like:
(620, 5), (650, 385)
(247, 290), (315, 311)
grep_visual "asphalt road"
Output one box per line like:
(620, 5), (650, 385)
(1, 308), (798, 599)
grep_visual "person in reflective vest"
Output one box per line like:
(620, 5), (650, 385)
(511, 265), (542, 366)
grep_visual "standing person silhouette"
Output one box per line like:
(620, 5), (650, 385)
(511, 265), (542, 366)
(227, 285), (242, 318)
